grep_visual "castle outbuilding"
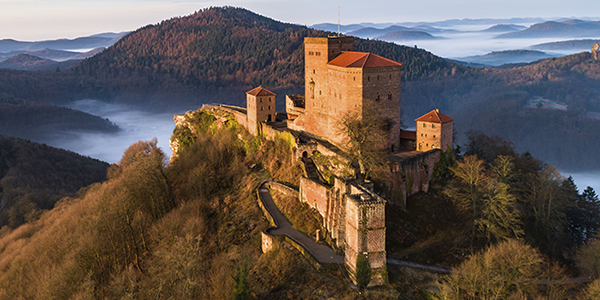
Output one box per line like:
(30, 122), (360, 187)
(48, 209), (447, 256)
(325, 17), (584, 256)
(415, 109), (454, 152)
(246, 86), (276, 135)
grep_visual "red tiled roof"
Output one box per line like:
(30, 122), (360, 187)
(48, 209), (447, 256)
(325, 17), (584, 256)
(400, 130), (417, 140)
(246, 86), (276, 97)
(415, 110), (454, 123)
(327, 51), (403, 68)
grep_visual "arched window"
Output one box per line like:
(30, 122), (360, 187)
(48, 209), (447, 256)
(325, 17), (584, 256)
(388, 92), (392, 100)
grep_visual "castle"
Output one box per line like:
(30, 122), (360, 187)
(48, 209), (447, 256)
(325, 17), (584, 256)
(176, 36), (454, 286)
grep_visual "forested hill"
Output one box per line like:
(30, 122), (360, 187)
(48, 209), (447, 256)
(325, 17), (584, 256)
(0, 7), (457, 106)
(0, 135), (109, 229)
(76, 6), (454, 88)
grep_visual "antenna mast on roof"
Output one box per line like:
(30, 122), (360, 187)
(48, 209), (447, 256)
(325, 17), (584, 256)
(337, 6), (340, 37)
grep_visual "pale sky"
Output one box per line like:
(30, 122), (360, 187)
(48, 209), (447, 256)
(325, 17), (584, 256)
(1, 0), (598, 41)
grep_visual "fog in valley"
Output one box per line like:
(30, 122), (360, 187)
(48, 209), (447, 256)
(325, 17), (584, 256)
(46, 100), (185, 164)
(393, 23), (590, 60)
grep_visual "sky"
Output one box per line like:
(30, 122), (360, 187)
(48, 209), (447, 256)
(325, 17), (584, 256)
(1, 0), (599, 41)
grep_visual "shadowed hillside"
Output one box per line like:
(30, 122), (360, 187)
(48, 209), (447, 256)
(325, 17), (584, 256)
(0, 135), (109, 229)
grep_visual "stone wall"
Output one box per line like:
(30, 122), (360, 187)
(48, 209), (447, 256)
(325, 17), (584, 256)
(267, 181), (299, 198)
(299, 177), (330, 218)
(396, 150), (440, 200)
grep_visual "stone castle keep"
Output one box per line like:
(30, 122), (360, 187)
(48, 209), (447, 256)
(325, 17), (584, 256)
(176, 36), (454, 286)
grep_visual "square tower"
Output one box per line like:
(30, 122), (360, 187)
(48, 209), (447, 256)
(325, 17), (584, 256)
(246, 86), (276, 135)
(344, 187), (387, 287)
(415, 109), (454, 152)
(300, 36), (403, 152)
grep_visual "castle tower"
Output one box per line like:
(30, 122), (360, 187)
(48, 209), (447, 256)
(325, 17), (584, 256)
(301, 36), (403, 151)
(246, 86), (276, 135)
(415, 109), (454, 152)
(344, 185), (387, 286)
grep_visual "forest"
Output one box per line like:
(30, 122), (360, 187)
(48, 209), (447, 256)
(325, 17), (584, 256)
(0, 135), (109, 229)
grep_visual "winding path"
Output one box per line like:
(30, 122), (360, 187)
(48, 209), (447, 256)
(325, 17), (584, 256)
(258, 182), (344, 264)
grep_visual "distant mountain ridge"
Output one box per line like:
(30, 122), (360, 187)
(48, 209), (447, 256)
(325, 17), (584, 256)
(483, 24), (527, 32)
(455, 50), (558, 66)
(377, 30), (441, 41)
(0, 48), (105, 70)
(529, 39), (600, 51)
(0, 32), (127, 53)
(0, 53), (80, 70)
(497, 20), (600, 38)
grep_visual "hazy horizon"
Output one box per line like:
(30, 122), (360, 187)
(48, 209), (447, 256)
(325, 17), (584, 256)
(2, 1), (600, 41)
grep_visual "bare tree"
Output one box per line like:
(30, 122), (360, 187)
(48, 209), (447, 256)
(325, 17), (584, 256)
(338, 107), (389, 181)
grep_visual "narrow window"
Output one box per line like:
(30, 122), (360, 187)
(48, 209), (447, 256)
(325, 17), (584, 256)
(377, 75), (380, 80)
(432, 124), (436, 129)
(388, 92), (392, 100)
(422, 123), (426, 128)
(261, 106), (263, 111)
(313, 69), (315, 74)
(268, 106), (271, 110)
(368, 76), (370, 81)
(375, 93), (380, 102)
(389, 74), (392, 79)
(260, 98), (262, 103)
(269, 97), (271, 102)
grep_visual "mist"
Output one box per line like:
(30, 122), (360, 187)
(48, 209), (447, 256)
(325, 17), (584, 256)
(389, 23), (592, 60)
(563, 171), (600, 194)
(45, 100), (187, 164)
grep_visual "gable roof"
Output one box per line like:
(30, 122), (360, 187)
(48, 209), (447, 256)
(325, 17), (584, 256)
(327, 51), (403, 68)
(415, 110), (454, 123)
(246, 86), (276, 97)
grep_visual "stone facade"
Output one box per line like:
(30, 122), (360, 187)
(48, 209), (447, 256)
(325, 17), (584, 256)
(288, 36), (402, 151)
(298, 175), (387, 286)
(415, 109), (454, 152)
(247, 86), (276, 135)
(344, 191), (387, 286)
